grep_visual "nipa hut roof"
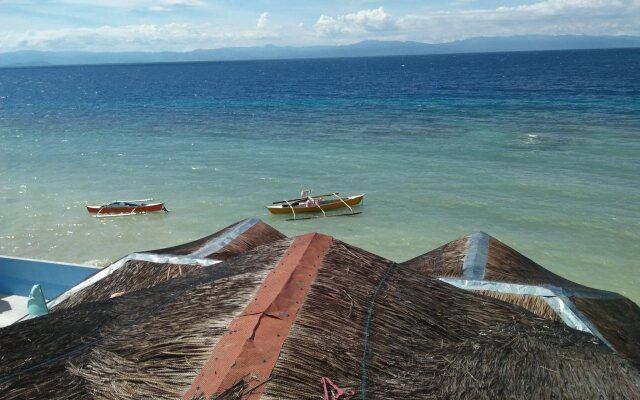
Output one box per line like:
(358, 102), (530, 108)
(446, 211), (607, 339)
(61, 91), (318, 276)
(401, 231), (640, 368)
(50, 217), (286, 310)
(0, 221), (639, 400)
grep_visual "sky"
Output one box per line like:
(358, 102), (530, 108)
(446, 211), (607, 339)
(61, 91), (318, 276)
(0, 0), (639, 52)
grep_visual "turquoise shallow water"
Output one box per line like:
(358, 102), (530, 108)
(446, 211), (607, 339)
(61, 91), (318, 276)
(0, 50), (639, 302)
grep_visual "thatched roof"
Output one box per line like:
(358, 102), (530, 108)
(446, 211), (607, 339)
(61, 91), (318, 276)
(0, 237), (292, 399)
(50, 217), (286, 310)
(0, 221), (639, 399)
(402, 231), (640, 368)
(147, 217), (286, 260)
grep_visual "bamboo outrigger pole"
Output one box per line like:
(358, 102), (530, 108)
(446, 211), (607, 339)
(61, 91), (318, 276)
(315, 198), (327, 217)
(283, 199), (297, 220)
(332, 193), (354, 214)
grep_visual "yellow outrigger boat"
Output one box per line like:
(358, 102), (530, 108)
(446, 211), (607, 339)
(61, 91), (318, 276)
(267, 193), (365, 220)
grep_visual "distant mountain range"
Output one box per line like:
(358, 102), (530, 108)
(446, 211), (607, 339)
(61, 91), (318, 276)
(1, 35), (639, 67)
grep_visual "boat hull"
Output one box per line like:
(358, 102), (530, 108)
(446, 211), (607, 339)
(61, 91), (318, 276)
(267, 194), (364, 215)
(87, 202), (165, 215)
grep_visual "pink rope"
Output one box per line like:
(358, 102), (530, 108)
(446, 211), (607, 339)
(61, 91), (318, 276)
(321, 377), (355, 400)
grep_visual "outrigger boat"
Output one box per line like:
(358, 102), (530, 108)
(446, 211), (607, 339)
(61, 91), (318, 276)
(86, 199), (167, 217)
(267, 192), (365, 220)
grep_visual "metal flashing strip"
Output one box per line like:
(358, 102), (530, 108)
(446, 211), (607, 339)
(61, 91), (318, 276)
(47, 253), (220, 310)
(438, 277), (623, 300)
(438, 277), (615, 350)
(545, 293), (615, 349)
(462, 231), (489, 280)
(439, 278), (555, 297)
(189, 217), (260, 258)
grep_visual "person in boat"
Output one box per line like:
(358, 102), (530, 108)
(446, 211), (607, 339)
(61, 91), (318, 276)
(302, 191), (323, 208)
(294, 190), (321, 208)
(289, 190), (307, 207)
(305, 196), (315, 208)
(300, 190), (314, 207)
(287, 191), (305, 207)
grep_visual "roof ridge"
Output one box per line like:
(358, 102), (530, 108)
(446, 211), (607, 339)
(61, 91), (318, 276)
(183, 232), (334, 399)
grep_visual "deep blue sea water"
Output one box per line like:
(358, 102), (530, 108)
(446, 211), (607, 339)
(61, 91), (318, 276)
(1, 49), (639, 301)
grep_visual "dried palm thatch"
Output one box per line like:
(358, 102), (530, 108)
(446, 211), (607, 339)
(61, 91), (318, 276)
(55, 260), (201, 311)
(262, 240), (640, 399)
(572, 296), (640, 368)
(205, 221), (287, 260)
(0, 239), (292, 400)
(192, 376), (263, 400)
(182, 232), (334, 399)
(2, 226), (639, 400)
(484, 237), (588, 289)
(402, 233), (591, 288)
(401, 232), (640, 368)
(146, 220), (252, 256)
(148, 219), (285, 258)
(51, 219), (286, 311)
(477, 290), (561, 321)
(400, 236), (467, 277)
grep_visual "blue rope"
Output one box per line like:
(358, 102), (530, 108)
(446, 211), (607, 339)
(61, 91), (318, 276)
(360, 262), (398, 400)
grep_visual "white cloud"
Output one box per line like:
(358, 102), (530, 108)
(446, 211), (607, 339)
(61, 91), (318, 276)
(159, 0), (202, 6)
(497, 0), (625, 16)
(312, 1), (640, 42)
(0, 0), (638, 52)
(149, 0), (202, 12)
(59, 0), (147, 6)
(315, 7), (396, 36)
(257, 12), (269, 29)
(0, 23), (279, 52)
(396, 0), (640, 41)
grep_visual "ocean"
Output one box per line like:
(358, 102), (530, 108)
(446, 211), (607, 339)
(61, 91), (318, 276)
(0, 49), (639, 302)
